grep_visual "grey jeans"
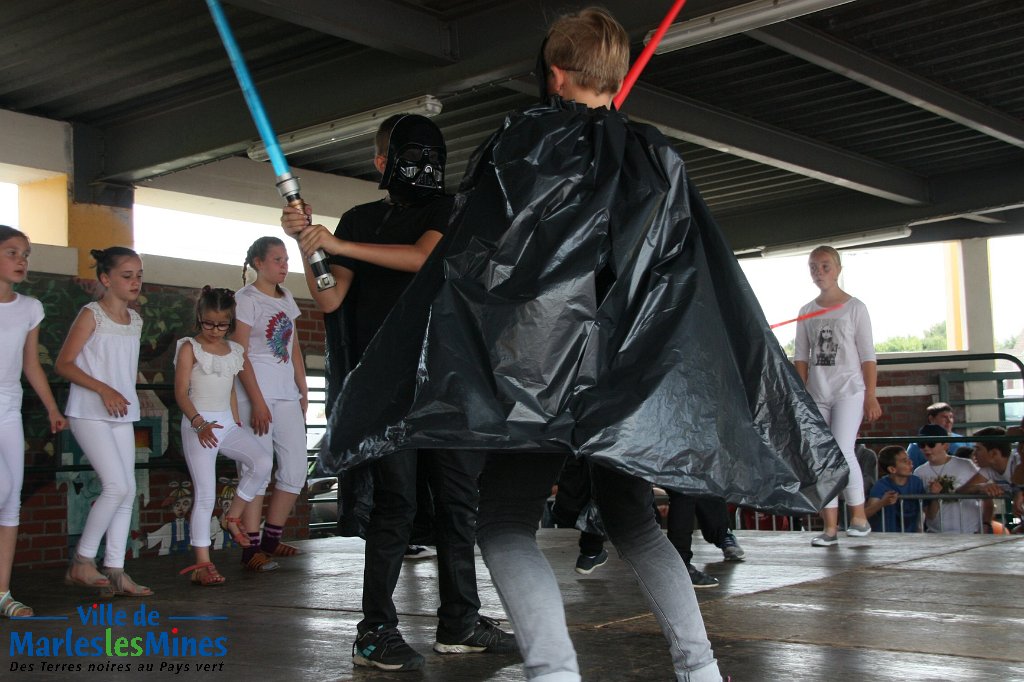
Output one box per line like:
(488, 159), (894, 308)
(476, 452), (721, 682)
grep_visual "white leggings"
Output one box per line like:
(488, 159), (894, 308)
(235, 398), (307, 495)
(179, 411), (272, 548)
(817, 393), (866, 509)
(0, 410), (25, 527)
(70, 418), (137, 569)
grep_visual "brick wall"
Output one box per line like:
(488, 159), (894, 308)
(861, 367), (967, 441)
(14, 272), (316, 568)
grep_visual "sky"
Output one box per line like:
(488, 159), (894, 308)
(4, 181), (1022, 349)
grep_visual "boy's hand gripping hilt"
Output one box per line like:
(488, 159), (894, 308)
(276, 174), (336, 291)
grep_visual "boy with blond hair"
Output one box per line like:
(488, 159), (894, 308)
(470, 9), (722, 681)
(328, 5), (841, 680)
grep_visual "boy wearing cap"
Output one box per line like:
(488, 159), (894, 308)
(913, 424), (1001, 533)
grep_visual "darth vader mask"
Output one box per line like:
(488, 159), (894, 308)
(379, 114), (446, 203)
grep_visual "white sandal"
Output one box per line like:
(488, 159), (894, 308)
(0, 590), (33, 618)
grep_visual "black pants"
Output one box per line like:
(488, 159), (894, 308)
(665, 492), (730, 565)
(549, 457), (605, 556)
(359, 449), (483, 640)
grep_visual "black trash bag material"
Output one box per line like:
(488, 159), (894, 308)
(319, 97), (848, 514)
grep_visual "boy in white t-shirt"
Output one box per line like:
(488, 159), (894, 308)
(971, 426), (1021, 524)
(913, 424), (1002, 533)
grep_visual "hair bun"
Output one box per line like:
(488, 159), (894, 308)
(201, 285), (213, 294)
(90, 248), (106, 260)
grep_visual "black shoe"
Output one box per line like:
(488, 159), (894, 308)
(433, 616), (519, 654)
(687, 564), (719, 589)
(352, 626), (425, 671)
(717, 532), (745, 562)
(403, 545), (436, 560)
(574, 549), (609, 575)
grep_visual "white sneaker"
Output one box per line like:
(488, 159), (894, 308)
(811, 533), (838, 547)
(846, 523), (872, 537)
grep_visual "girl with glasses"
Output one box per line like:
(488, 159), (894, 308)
(174, 286), (272, 585)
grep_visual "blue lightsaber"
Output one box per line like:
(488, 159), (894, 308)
(205, 0), (336, 291)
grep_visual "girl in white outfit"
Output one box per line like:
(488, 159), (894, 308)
(233, 237), (308, 569)
(794, 245), (882, 547)
(174, 287), (273, 585)
(0, 226), (67, 618)
(56, 247), (151, 596)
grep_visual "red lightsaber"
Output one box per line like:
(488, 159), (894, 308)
(770, 304), (843, 330)
(614, 0), (688, 109)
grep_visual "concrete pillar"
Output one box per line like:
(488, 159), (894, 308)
(18, 175), (69, 247)
(66, 202), (134, 278)
(958, 238), (998, 425)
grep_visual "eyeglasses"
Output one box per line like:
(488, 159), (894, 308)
(200, 320), (231, 331)
(918, 442), (937, 449)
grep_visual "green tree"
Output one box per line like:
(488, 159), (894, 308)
(876, 321), (947, 353)
(998, 333), (1020, 351)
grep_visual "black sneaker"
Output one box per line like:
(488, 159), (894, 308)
(433, 616), (519, 654)
(574, 548), (609, 575)
(717, 532), (745, 562)
(687, 564), (719, 589)
(403, 545), (436, 560)
(352, 625), (425, 671)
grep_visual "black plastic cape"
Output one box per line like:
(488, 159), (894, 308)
(321, 97), (848, 514)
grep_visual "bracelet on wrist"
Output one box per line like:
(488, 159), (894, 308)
(188, 413), (201, 424)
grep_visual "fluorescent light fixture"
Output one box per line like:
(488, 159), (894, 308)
(247, 95), (442, 162)
(759, 225), (912, 258)
(648, 0), (855, 53)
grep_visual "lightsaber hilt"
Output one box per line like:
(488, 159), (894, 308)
(277, 173), (336, 291)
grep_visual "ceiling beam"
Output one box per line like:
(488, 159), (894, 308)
(224, 0), (456, 63)
(748, 21), (1024, 149)
(718, 160), (1024, 250)
(99, 2), (677, 183)
(623, 84), (931, 205)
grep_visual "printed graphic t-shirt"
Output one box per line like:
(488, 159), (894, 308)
(234, 284), (301, 401)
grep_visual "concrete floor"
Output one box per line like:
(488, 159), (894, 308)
(4, 530), (1023, 681)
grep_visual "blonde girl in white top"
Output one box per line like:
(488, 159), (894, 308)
(174, 287), (273, 585)
(233, 237), (309, 569)
(794, 245), (882, 547)
(0, 226), (67, 618)
(55, 247), (150, 597)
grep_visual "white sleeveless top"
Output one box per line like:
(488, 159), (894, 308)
(65, 302), (143, 422)
(174, 337), (245, 413)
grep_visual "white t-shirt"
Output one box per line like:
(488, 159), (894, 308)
(65, 302), (142, 422)
(0, 294), (45, 413)
(174, 338), (246, 413)
(794, 297), (876, 405)
(977, 452), (1020, 486)
(914, 456), (982, 533)
(233, 284), (301, 401)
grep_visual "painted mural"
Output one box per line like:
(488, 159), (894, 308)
(16, 272), (247, 564)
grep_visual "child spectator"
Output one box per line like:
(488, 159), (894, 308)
(906, 402), (971, 467)
(56, 247), (150, 596)
(971, 426), (1021, 527)
(865, 446), (926, 532)
(0, 226), (66, 618)
(913, 424), (1002, 533)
